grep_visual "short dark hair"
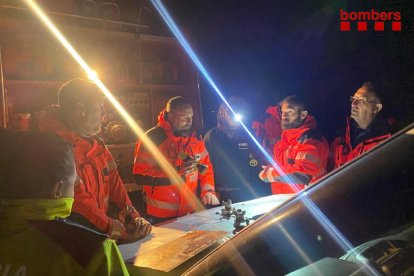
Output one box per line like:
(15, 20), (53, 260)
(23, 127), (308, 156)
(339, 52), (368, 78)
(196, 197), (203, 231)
(361, 82), (382, 104)
(57, 78), (102, 115)
(280, 95), (308, 111)
(166, 96), (192, 112)
(0, 129), (74, 199)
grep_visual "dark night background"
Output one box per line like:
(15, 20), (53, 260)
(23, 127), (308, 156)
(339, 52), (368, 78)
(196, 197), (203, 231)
(154, 0), (414, 141)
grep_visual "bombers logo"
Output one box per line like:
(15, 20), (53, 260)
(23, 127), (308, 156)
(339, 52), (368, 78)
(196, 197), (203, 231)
(340, 9), (402, 31)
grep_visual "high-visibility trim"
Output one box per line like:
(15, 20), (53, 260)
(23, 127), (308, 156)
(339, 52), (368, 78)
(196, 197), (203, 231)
(145, 195), (180, 218)
(296, 152), (322, 166)
(145, 196), (180, 211)
(277, 172), (312, 185)
(134, 174), (171, 186)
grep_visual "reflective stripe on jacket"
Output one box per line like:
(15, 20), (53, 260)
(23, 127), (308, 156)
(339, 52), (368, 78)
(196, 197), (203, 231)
(133, 109), (215, 218)
(35, 111), (135, 233)
(260, 116), (329, 194)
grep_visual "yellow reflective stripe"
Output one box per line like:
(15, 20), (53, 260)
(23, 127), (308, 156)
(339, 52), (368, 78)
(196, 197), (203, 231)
(145, 196), (179, 211)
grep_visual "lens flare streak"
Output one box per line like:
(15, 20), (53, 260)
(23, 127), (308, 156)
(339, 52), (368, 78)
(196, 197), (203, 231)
(150, 2), (380, 274)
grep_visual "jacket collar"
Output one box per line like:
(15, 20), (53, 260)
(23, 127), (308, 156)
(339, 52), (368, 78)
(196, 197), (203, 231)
(0, 198), (73, 225)
(281, 115), (317, 143)
(346, 114), (390, 148)
(157, 109), (196, 141)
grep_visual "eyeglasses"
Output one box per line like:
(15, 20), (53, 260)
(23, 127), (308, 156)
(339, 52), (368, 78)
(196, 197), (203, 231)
(349, 96), (377, 104)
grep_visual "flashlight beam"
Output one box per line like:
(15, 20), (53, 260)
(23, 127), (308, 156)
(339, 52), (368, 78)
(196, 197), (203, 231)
(22, 0), (205, 212)
(150, 2), (381, 273)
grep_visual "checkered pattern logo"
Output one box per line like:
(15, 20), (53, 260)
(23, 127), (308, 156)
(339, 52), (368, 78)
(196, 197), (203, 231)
(340, 9), (401, 32)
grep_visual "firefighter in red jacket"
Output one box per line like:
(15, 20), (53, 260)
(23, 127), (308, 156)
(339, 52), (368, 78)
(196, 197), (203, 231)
(36, 78), (151, 242)
(133, 96), (219, 223)
(330, 82), (391, 170)
(259, 95), (329, 194)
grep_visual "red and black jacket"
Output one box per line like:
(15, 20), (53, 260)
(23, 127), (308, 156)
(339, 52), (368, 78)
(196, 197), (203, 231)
(331, 116), (391, 170)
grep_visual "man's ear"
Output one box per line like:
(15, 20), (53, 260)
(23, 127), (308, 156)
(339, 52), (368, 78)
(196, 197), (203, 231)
(300, 110), (308, 120)
(75, 102), (85, 117)
(51, 181), (63, 199)
(374, 103), (383, 114)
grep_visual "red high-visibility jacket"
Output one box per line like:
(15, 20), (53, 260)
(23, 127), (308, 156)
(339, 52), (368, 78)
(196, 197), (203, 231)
(331, 117), (391, 170)
(259, 116), (329, 194)
(35, 111), (137, 234)
(133, 110), (215, 219)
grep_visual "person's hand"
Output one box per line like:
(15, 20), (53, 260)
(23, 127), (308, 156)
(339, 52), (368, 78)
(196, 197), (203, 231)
(122, 217), (152, 243)
(108, 219), (125, 240)
(119, 205), (140, 224)
(202, 192), (220, 205)
(259, 165), (275, 182)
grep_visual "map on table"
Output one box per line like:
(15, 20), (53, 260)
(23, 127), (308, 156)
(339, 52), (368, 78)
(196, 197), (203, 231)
(134, 230), (227, 272)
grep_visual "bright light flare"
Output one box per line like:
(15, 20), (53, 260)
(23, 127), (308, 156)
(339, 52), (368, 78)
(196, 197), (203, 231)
(88, 70), (98, 81)
(22, 0), (205, 212)
(234, 114), (242, 122)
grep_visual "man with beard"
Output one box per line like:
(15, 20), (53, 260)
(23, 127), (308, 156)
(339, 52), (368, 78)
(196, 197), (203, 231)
(331, 82), (391, 170)
(133, 96), (219, 223)
(259, 95), (329, 194)
(35, 78), (152, 243)
(204, 97), (272, 203)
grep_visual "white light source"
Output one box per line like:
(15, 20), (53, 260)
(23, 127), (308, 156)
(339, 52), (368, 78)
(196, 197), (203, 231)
(234, 113), (242, 122)
(87, 70), (98, 81)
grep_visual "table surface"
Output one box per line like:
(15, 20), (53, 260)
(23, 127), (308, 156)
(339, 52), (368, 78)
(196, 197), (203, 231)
(119, 194), (293, 264)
